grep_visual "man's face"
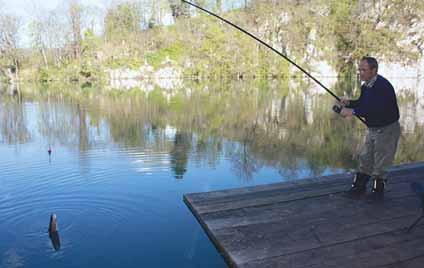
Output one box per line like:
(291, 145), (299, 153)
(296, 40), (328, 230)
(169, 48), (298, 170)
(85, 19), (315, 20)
(358, 60), (377, 82)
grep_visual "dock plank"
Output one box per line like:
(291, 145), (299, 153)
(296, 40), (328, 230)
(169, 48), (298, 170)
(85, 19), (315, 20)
(240, 224), (424, 268)
(381, 255), (424, 268)
(212, 201), (419, 264)
(185, 167), (424, 215)
(184, 162), (424, 267)
(186, 163), (424, 204)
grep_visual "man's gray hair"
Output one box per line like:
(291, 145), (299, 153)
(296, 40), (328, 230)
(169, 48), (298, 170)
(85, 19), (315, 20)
(361, 56), (378, 71)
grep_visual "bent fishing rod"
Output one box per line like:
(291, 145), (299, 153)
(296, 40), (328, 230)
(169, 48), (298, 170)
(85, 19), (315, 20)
(181, 0), (366, 125)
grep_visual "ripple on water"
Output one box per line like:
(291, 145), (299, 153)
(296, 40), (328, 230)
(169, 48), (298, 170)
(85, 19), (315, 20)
(0, 189), (142, 227)
(0, 147), (149, 258)
(128, 150), (172, 174)
(0, 143), (174, 260)
(0, 188), (145, 259)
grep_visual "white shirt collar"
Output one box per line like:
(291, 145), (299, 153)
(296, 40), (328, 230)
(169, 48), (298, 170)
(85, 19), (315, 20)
(364, 75), (378, 88)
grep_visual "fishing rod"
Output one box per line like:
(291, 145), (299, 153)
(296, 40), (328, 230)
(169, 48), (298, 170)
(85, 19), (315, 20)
(181, 0), (366, 125)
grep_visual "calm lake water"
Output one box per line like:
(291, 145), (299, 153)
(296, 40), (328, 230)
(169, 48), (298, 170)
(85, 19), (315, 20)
(1, 78), (423, 267)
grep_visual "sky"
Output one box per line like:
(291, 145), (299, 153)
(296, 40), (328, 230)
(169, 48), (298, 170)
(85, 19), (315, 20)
(3, 0), (105, 15)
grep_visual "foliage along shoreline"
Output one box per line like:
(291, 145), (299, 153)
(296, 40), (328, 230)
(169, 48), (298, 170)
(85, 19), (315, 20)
(0, 0), (423, 91)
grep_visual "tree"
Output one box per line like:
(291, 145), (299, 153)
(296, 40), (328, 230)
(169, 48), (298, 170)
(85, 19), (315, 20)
(322, 0), (422, 65)
(104, 2), (142, 42)
(168, 0), (190, 20)
(69, 0), (83, 59)
(0, 13), (21, 80)
(28, 4), (68, 70)
(216, 0), (222, 13)
(29, 19), (49, 70)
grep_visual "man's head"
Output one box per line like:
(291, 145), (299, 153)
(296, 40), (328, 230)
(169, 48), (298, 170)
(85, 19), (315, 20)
(359, 56), (378, 82)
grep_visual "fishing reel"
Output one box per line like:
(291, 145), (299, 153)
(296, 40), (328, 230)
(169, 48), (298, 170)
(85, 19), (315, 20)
(332, 104), (342, 114)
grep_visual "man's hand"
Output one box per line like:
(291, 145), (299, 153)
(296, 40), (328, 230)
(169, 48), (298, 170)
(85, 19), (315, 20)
(339, 98), (350, 107)
(340, 108), (354, 117)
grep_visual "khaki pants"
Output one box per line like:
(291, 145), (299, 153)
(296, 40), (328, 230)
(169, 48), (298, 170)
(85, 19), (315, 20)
(358, 121), (401, 178)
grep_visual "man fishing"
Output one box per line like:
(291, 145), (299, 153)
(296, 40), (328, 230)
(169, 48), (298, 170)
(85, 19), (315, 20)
(180, 2), (399, 197)
(339, 56), (401, 197)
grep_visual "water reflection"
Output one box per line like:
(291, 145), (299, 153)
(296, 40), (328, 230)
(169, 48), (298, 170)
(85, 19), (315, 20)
(170, 131), (191, 179)
(1, 78), (424, 179)
(229, 143), (260, 181)
(1, 78), (423, 268)
(1, 249), (25, 268)
(0, 95), (30, 144)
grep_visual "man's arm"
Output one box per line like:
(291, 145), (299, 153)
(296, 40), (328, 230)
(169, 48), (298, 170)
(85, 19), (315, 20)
(342, 86), (364, 108)
(345, 99), (360, 108)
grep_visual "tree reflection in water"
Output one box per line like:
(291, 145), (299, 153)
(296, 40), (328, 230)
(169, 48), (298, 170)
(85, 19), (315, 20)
(170, 131), (191, 179)
(1, 78), (423, 180)
(0, 93), (30, 144)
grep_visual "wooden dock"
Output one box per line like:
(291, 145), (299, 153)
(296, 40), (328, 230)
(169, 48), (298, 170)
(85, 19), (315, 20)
(184, 162), (424, 268)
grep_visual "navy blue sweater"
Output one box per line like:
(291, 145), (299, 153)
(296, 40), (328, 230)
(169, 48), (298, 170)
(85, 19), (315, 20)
(347, 75), (400, 128)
